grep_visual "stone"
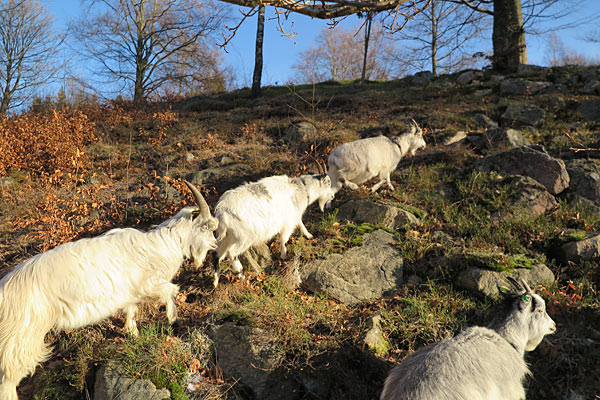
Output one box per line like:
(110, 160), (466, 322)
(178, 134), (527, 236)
(85, 174), (101, 186)
(364, 314), (390, 356)
(474, 113), (499, 129)
(474, 88), (493, 97)
(411, 71), (434, 85)
(219, 155), (235, 165)
(186, 164), (246, 186)
(501, 103), (546, 127)
(476, 145), (570, 195)
(283, 121), (318, 143)
(0, 177), (15, 187)
(443, 131), (467, 146)
(577, 99), (600, 122)
(517, 64), (549, 77)
(489, 74), (505, 84)
(579, 68), (599, 82)
(564, 159), (600, 208)
(336, 200), (421, 230)
(184, 152), (195, 162)
(456, 70), (483, 85)
(481, 128), (530, 149)
(507, 176), (558, 215)
(241, 243), (272, 274)
(455, 264), (555, 298)
(579, 80), (600, 95)
(499, 78), (551, 96)
(301, 230), (403, 304)
(558, 233), (600, 263)
(541, 84), (568, 95)
(208, 322), (302, 400)
(94, 365), (171, 400)
(550, 67), (579, 85)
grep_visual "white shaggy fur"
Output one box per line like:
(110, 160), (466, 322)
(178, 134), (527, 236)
(380, 280), (556, 400)
(212, 174), (333, 287)
(327, 120), (426, 196)
(0, 183), (217, 400)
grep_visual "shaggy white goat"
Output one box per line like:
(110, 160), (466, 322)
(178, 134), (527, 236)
(212, 170), (333, 287)
(0, 182), (217, 400)
(327, 119), (426, 196)
(380, 278), (556, 400)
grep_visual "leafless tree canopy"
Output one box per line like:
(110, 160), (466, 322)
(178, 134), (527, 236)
(398, 0), (489, 75)
(292, 24), (406, 84)
(546, 32), (600, 67)
(70, 0), (229, 101)
(0, 0), (65, 114)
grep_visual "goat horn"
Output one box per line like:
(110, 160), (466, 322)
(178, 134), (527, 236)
(506, 276), (525, 293)
(520, 278), (533, 293)
(319, 158), (328, 175)
(185, 180), (211, 218)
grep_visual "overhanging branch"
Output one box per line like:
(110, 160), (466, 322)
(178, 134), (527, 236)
(217, 0), (423, 19)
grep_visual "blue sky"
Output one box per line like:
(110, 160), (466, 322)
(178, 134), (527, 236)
(45, 0), (600, 90)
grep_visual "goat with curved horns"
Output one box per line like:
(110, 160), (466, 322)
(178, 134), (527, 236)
(0, 182), (217, 400)
(327, 119), (426, 198)
(380, 278), (556, 400)
(212, 161), (333, 287)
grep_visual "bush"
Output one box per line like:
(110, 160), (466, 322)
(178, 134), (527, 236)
(0, 110), (96, 176)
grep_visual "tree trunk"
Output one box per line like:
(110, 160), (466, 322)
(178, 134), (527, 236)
(133, 0), (146, 102)
(0, 67), (12, 115)
(492, 0), (527, 72)
(0, 95), (9, 115)
(251, 5), (265, 97)
(430, 1), (437, 76)
(360, 13), (373, 84)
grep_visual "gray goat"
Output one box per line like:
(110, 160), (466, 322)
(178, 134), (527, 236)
(380, 278), (556, 400)
(327, 119), (425, 197)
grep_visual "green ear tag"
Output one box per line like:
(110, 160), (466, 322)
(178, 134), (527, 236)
(521, 295), (531, 302)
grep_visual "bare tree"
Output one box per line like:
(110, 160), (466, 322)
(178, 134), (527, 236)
(0, 0), (65, 114)
(292, 24), (405, 84)
(397, 0), (489, 75)
(546, 32), (599, 67)
(251, 5), (265, 97)
(70, 0), (228, 101)
(157, 42), (234, 98)
(454, 0), (585, 72)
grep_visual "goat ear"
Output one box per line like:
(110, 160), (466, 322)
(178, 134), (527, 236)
(497, 282), (511, 296)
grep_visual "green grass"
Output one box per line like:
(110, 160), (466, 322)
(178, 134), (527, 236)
(212, 276), (344, 360)
(379, 282), (480, 354)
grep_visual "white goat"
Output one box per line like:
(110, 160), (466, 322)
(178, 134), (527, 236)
(0, 182), (217, 400)
(327, 119), (426, 196)
(380, 278), (556, 400)
(212, 168), (334, 288)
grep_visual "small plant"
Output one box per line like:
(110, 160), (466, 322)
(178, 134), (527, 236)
(99, 323), (200, 399)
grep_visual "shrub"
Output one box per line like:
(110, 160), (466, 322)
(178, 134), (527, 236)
(0, 110), (96, 176)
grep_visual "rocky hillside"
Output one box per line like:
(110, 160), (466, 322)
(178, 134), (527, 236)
(1, 64), (600, 399)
